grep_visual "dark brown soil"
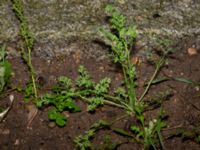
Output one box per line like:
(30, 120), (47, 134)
(0, 44), (200, 150)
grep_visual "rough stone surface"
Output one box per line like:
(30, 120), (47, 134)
(0, 0), (200, 59)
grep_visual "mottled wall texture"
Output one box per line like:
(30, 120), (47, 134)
(1, 0), (200, 58)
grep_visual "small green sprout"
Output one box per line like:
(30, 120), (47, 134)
(11, 0), (38, 101)
(74, 120), (110, 150)
(0, 45), (12, 93)
(48, 107), (67, 127)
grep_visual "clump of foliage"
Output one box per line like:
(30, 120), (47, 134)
(11, 0), (38, 101)
(0, 45), (12, 93)
(130, 110), (166, 149)
(167, 127), (200, 144)
(37, 66), (115, 126)
(99, 4), (137, 113)
(35, 4), (170, 149)
(0, 45), (12, 122)
(74, 120), (110, 150)
(95, 135), (122, 150)
(97, 5), (169, 149)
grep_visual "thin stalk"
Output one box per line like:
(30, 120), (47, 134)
(122, 63), (136, 109)
(121, 62), (136, 110)
(126, 65), (136, 109)
(28, 47), (37, 98)
(104, 93), (135, 114)
(11, 0), (38, 127)
(138, 56), (165, 102)
(97, 99), (127, 109)
(103, 94), (122, 102)
(120, 101), (135, 113)
(79, 95), (126, 109)
(122, 65), (128, 89)
(150, 142), (157, 150)
(76, 90), (123, 103)
(12, 0), (38, 99)
(76, 90), (129, 110)
(110, 114), (129, 124)
(125, 41), (137, 109)
(157, 130), (165, 150)
(127, 81), (135, 109)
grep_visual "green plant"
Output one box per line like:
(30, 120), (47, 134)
(0, 45), (12, 93)
(0, 107), (3, 113)
(98, 5), (169, 149)
(38, 4), (169, 149)
(37, 76), (81, 126)
(99, 5), (137, 113)
(74, 120), (110, 150)
(167, 126), (200, 144)
(38, 67), (120, 126)
(130, 109), (166, 149)
(95, 135), (122, 150)
(98, 5), (170, 113)
(11, 0), (38, 101)
(47, 107), (67, 127)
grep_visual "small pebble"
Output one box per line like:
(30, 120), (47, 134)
(195, 86), (200, 91)
(14, 139), (20, 145)
(47, 60), (51, 64)
(99, 66), (105, 72)
(131, 56), (142, 65)
(73, 50), (81, 64)
(2, 129), (10, 135)
(63, 111), (70, 118)
(118, 0), (125, 4)
(115, 73), (123, 81)
(48, 122), (56, 128)
(187, 48), (198, 56)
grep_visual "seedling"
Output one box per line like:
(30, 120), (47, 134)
(38, 67), (116, 126)
(99, 5), (137, 113)
(47, 107), (67, 127)
(0, 45), (12, 93)
(167, 127), (200, 144)
(97, 5), (170, 148)
(74, 120), (110, 150)
(98, 5), (171, 112)
(11, 0), (38, 101)
(37, 4), (169, 149)
(95, 135), (122, 150)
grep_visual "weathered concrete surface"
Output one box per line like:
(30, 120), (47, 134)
(0, 0), (200, 59)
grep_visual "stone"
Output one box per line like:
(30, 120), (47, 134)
(187, 47), (198, 56)
(0, 0), (200, 59)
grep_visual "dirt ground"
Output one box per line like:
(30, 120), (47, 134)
(0, 0), (200, 150)
(0, 40), (200, 150)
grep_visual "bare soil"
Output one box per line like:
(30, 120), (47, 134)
(0, 43), (200, 150)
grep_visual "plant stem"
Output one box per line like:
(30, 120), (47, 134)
(80, 95), (126, 109)
(103, 94), (122, 102)
(138, 56), (165, 102)
(104, 100), (126, 109)
(157, 130), (165, 150)
(28, 47), (37, 98)
(122, 65), (128, 89)
(11, 0), (38, 99)
(110, 114), (129, 124)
